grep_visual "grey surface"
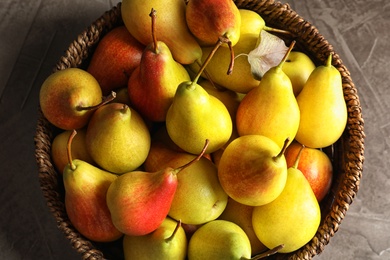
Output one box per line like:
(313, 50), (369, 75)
(0, 0), (389, 259)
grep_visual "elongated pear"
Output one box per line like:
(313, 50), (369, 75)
(252, 146), (321, 253)
(106, 140), (209, 236)
(236, 41), (300, 149)
(85, 103), (151, 174)
(128, 9), (190, 122)
(295, 54), (348, 148)
(121, 0), (202, 64)
(63, 130), (122, 242)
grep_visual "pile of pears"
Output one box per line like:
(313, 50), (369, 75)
(39, 0), (348, 259)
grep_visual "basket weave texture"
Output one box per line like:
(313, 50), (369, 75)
(34, 1), (365, 259)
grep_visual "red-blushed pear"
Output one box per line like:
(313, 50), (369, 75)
(106, 140), (209, 236)
(39, 68), (115, 130)
(284, 141), (333, 202)
(236, 41), (300, 149)
(252, 145), (321, 253)
(62, 130), (122, 242)
(121, 0), (202, 64)
(127, 9), (191, 122)
(185, 0), (241, 47)
(218, 135), (289, 207)
(51, 128), (94, 174)
(123, 218), (187, 260)
(87, 26), (144, 95)
(85, 103), (151, 174)
(218, 197), (267, 255)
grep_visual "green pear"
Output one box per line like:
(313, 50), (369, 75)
(63, 130), (122, 242)
(39, 68), (108, 130)
(85, 103), (151, 174)
(252, 145), (321, 253)
(218, 135), (289, 207)
(121, 0), (202, 64)
(123, 218), (187, 260)
(127, 9), (191, 122)
(185, 0), (241, 47)
(188, 220), (251, 260)
(282, 51), (316, 96)
(236, 41), (300, 149)
(295, 54), (348, 148)
(51, 128), (94, 173)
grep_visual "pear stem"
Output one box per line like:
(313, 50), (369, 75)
(293, 144), (305, 169)
(274, 138), (290, 161)
(67, 130), (77, 171)
(192, 36), (232, 85)
(250, 244), (285, 260)
(277, 40), (296, 70)
(225, 35), (235, 75)
(149, 8), (158, 54)
(76, 91), (116, 111)
(263, 26), (293, 37)
(173, 139), (210, 174)
(166, 219), (182, 243)
(325, 53), (333, 67)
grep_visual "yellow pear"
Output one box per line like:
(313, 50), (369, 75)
(252, 146), (321, 253)
(123, 218), (187, 260)
(188, 220), (252, 260)
(121, 0), (201, 64)
(236, 42), (300, 149)
(295, 54), (348, 148)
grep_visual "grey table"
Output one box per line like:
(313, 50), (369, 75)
(1, 0), (389, 259)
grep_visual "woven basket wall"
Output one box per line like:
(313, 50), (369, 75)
(34, 1), (365, 259)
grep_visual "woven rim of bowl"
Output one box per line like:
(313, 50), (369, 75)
(34, 1), (365, 260)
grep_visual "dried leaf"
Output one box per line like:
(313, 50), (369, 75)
(247, 30), (288, 80)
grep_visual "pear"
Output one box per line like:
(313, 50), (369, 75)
(51, 128), (94, 173)
(295, 54), (348, 148)
(85, 103), (151, 174)
(218, 197), (267, 255)
(144, 140), (228, 225)
(63, 130), (122, 242)
(187, 220), (251, 260)
(106, 140), (209, 236)
(236, 41), (300, 149)
(127, 9), (191, 122)
(252, 145), (321, 253)
(123, 218), (187, 260)
(282, 51), (316, 96)
(121, 0), (202, 64)
(39, 68), (114, 130)
(166, 40), (233, 155)
(218, 135), (289, 207)
(87, 26), (144, 95)
(185, 0), (241, 47)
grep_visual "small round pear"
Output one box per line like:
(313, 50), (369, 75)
(188, 220), (251, 260)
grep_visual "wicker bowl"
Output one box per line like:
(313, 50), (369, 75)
(34, 1), (365, 259)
